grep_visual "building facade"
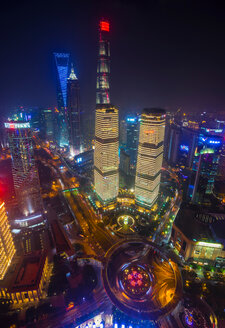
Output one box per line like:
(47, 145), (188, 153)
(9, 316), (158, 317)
(171, 207), (225, 266)
(40, 108), (54, 141)
(0, 201), (15, 280)
(191, 132), (222, 203)
(0, 251), (49, 304)
(94, 105), (119, 202)
(135, 108), (166, 208)
(67, 64), (81, 156)
(54, 52), (70, 146)
(5, 122), (43, 216)
(126, 115), (139, 168)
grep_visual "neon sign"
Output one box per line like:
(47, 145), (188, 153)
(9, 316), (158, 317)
(197, 241), (223, 248)
(180, 145), (189, 152)
(144, 130), (154, 134)
(209, 140), (220, 144)
(127, 118), (136, 122)
(100, 21), (109, 32)
(4, 122), (30, 129)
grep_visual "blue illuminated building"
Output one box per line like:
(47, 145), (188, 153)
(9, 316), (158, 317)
(166, 124), (198, 168)
(125, 115), (139, 168)
(54, 52), (70, 146)
(191, 133), (222, 203)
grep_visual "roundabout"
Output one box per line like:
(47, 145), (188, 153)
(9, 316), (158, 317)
(102, 239), (183, 321)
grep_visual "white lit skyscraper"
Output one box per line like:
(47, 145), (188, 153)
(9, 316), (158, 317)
(0, 201), (15, 279)
(135, 108), (166, 208)
(94, 105), (119, 202)
(5, 122), (43, 216)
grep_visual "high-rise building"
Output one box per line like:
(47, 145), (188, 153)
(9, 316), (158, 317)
(67, 64), (81, 156)
(126, 115), (139, 168)
(94, 105), (119, 202)
(191, 133), (222, 203)
(96, 20), (110, 105)
(94, 20), (119, 203)
(135, 108), (166, 208)
(40, 108), (54, 141)
(5, 122), (43, 216)
(119, 119), (127, 147)
(54, 52), (70, 146)
(0, 201), (15, 279)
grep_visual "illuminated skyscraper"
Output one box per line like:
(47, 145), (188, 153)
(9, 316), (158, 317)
(191, 134), (222, 203)
(126, 115), (140, 168)
(67, 64), (81, 156)
(5, 122), (43, 216)
(40, 108), (54, 141)
(96, 20), (110, 105)
(94, 20), (119, 202)
(54, 52), (70, 146)
(94, 105), (119, 202)
(0, 201), (15, 279)
(135, 108), (166, 208)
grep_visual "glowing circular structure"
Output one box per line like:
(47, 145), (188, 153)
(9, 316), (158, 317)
(102, 239), (182, 320)
(117, 214), (134, 228)
(119, 264), (151, 297)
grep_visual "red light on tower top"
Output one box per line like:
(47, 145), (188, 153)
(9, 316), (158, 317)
(100, 20), (110, 32)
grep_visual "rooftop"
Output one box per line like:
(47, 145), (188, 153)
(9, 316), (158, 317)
(8, 251), (47, 293)
(51, 219), (74, 257)
(174, 204), (225, 243)
(142, 108), (166, 115)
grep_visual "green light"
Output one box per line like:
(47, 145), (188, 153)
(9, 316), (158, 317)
(200, 148), (214, 155)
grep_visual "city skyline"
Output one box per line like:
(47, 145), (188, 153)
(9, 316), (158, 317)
(1, 0), (225, 117)
(0, 4), (225, 328)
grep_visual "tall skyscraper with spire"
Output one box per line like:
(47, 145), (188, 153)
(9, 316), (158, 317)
(135, 108), (166, 208)
(67, 64), (81, 156)
(54, 52), (70, 146)
(94, 20), (119, 203)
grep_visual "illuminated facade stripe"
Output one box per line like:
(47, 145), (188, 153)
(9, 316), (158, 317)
(135, 109), (166, 207)
(0, 202), (15, 280)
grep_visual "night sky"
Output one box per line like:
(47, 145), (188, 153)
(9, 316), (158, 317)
(0, 0), (225, 117)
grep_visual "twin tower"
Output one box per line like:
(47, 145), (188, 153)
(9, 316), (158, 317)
(94, 20), (166, 208)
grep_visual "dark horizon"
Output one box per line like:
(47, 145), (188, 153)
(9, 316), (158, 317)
(1, 0), (225, 117)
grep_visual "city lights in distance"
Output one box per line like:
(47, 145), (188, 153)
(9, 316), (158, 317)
(100, 20), (110, 32)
